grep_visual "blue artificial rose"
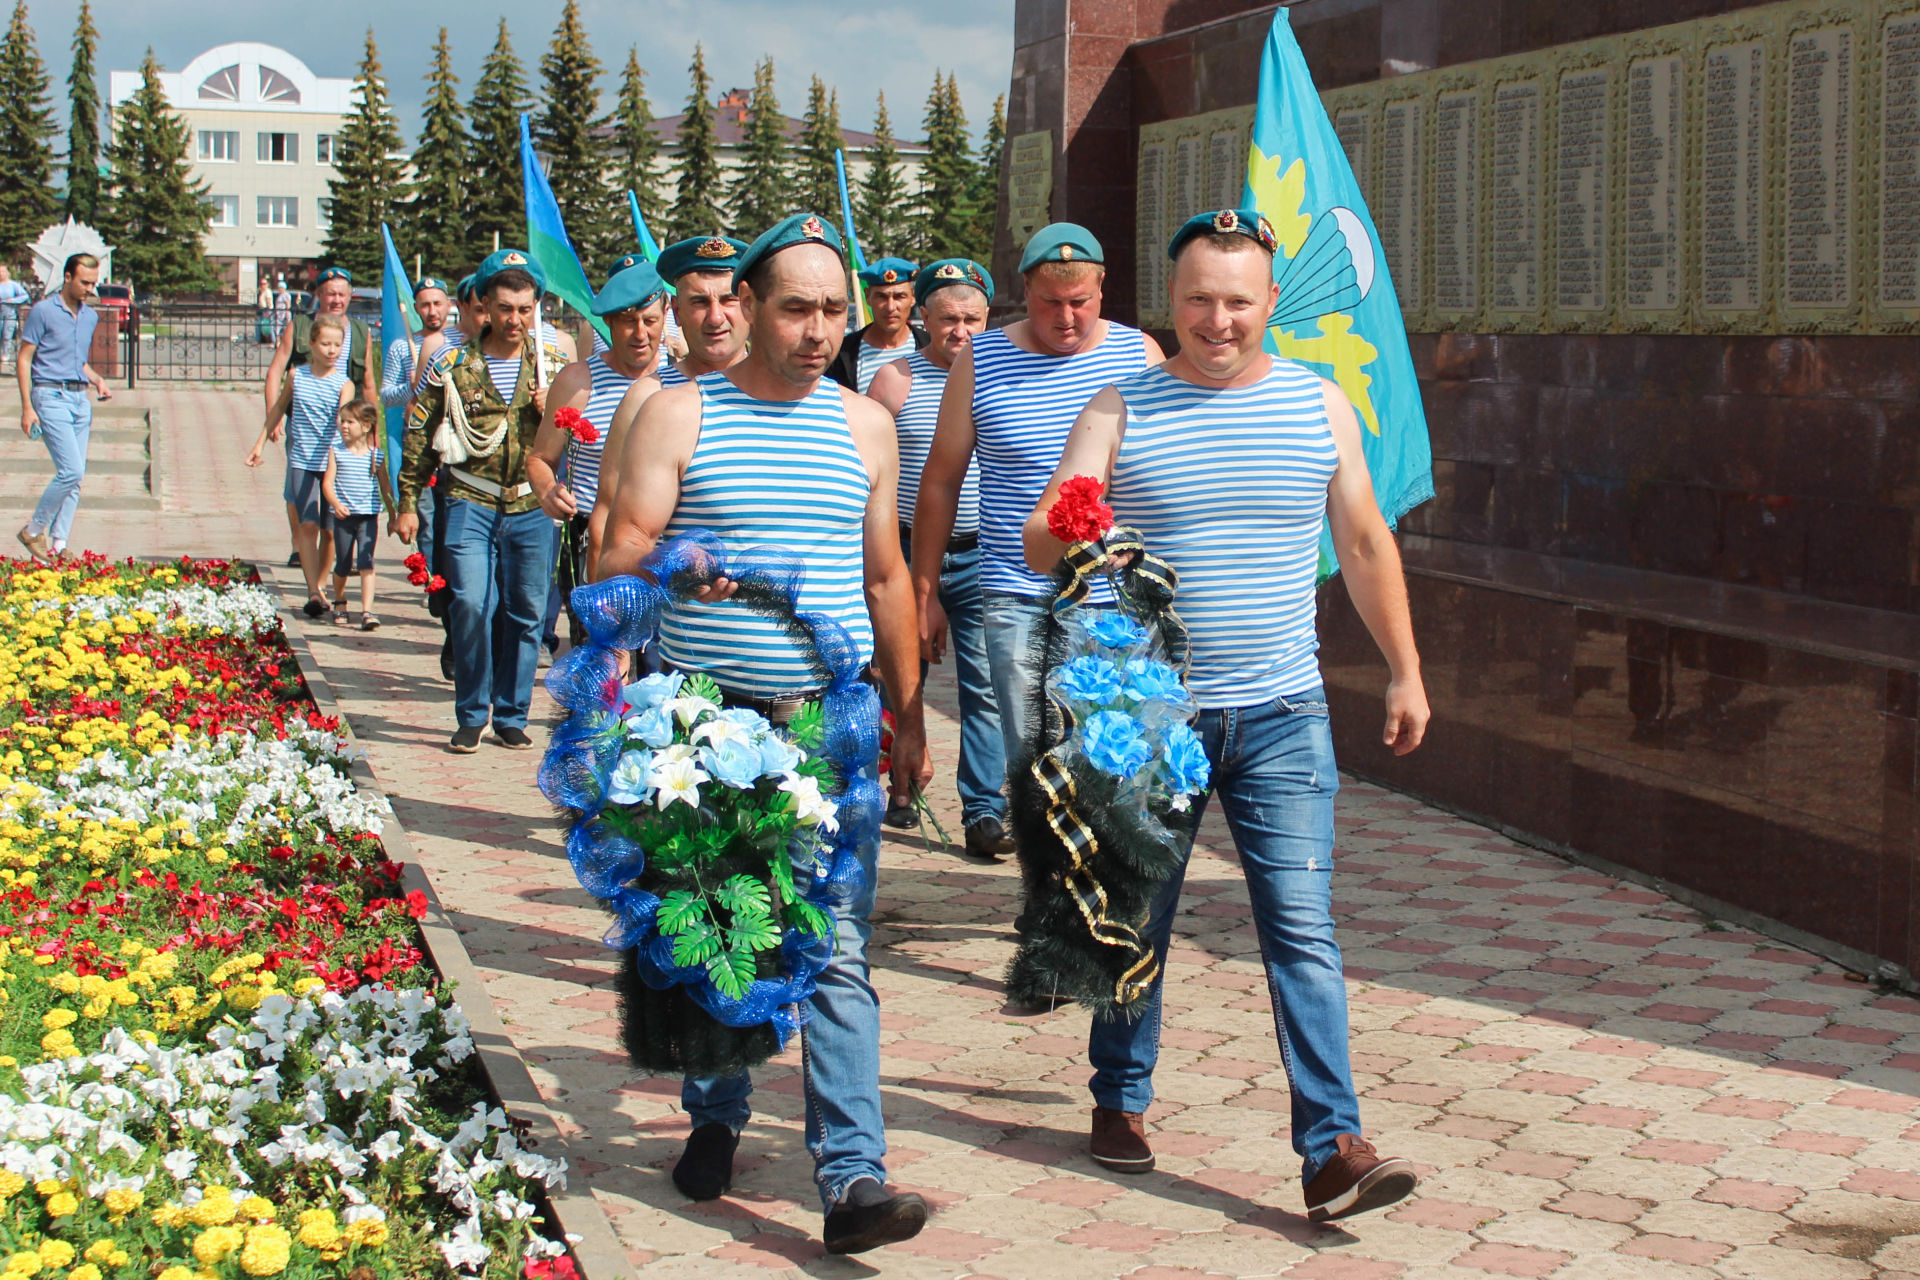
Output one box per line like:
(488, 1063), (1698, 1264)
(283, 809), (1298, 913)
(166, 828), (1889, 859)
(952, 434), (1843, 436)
(606, 749), (656, 806)
(1161, 723), (1211, 796)
(1087, 612), (1149, 651)
(1080, 709), (1154, 779)
(1124, 660), (1191, 706)
(717, 707), (775, 741)
(624, 703), (676, 749)
(756, 733), (803, 777)
(621, 671), (684, 714)
(699, 737), (765, 790)
(1056, 655), (1123, 706)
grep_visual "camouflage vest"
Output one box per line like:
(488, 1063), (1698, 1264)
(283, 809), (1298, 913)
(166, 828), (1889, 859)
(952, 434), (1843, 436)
(432, 329), (567, 511)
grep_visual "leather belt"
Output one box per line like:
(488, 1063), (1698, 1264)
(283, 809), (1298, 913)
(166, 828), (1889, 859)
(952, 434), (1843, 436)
(32, 379), (88, 391)
(448, 467), (532, 501)
(902, 527), (979, 555)
(713, 685), (823, 726)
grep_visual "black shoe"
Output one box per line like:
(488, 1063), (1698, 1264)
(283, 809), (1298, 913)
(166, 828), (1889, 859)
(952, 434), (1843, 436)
(286, 551), (301, 568)
(302, 596), (327, 618)
(963, 815), (1015, 860)
(493, 726), (534, 750)
(440, 637), (455, 682)
(449, 725), (483, 754)
(671, 1123), (739, 1202)
(822, 1178), (928, 1255)
(883, 801), (917, 829)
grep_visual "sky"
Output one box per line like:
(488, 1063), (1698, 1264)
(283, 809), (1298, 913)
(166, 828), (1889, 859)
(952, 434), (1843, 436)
(24, 0), (1017, 144)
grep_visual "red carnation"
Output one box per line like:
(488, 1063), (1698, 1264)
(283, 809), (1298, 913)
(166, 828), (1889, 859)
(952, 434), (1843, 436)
(554, 406), (598, 445)
(1047, 475), (1115, 545)
(403, 552), (427, 573)
(427, 574), (447, 592)
(408, 570), (429, 587)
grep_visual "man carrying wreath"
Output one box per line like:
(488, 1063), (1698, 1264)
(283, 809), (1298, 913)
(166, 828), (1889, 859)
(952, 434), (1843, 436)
(1023, 209), (1430, 1223)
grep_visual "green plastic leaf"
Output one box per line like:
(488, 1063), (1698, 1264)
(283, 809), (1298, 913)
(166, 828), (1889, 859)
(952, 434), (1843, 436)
(787, 701), (825, 749)
(684, 672), (723, 704)
(727, 908), (782, 953)
(670, 919), (721, 968)
(768, 850), (797, 902)
(715, 875), (771, 917)
(786, 899), (834, 942)
(707, 946), (758, 998)
(658, 891), (707, 935)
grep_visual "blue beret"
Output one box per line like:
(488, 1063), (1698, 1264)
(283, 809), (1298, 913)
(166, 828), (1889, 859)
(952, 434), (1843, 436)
(455, 274), (478, 302)
(1168, 208), (1279, 260)
(314, 266), (352, 287)
(858, 257), (919, 288)
(914, 258), (994, 308)
(656, 234), (749, 286)
(474, 248), (547, 297)
(592, 255), (666, 315)
(732, 213), (844, 291)
(413, 276), (451, 297)
(1018, 222), (1104, 272)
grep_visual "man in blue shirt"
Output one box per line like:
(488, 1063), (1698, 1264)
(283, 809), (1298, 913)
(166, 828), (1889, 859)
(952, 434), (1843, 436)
(15, 253), (111, 564)
(0, 266), (30, 367)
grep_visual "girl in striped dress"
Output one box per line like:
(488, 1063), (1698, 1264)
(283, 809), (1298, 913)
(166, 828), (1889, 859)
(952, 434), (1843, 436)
(323, 399), (396, 630)
(246, 312), (352, 617)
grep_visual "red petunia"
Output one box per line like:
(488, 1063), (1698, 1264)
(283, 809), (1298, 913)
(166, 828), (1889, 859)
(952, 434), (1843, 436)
(1047, 474), (1115, 545)
(554, 406), (598, 445)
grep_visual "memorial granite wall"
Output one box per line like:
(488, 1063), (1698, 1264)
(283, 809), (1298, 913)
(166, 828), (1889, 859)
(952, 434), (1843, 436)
(998, 0), (1920, 983)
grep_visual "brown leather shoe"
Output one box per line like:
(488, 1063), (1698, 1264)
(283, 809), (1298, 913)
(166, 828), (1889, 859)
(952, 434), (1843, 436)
(1303, 1134), (1417, 1222)
(1089, 1106), (1155, 1173)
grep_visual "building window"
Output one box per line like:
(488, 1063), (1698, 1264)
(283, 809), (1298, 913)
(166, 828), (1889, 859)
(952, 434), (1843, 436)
(197, 130), (239, 162)
(205, 194), (239, 227)
(257, 196), (299, 227)
(316, 197), (333, 229)
(257, 132), (299, 164)
(197, 64), (239, 102)
(316, 134), (335, 165)
(258, 66), (301, 105)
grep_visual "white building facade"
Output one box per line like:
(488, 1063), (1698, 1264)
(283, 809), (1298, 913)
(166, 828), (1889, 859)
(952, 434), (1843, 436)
(108, 43), (353, 300)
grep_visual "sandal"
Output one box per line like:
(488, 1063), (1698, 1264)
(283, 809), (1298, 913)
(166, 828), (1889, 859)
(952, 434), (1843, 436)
(360, 614), (381, 632)
(330, 599), (350, 625)
(302, 596), (327, 618)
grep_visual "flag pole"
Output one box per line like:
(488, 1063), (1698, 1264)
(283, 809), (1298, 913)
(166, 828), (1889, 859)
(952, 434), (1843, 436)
(835, 150), (871, 329)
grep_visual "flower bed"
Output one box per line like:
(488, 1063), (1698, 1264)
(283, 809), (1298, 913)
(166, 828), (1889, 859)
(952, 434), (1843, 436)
(0, 555), (567, 1279)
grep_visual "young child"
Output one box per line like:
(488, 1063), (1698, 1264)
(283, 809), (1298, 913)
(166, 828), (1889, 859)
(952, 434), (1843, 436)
(322, 398), (396, 630)
(246, 313), (351, 617)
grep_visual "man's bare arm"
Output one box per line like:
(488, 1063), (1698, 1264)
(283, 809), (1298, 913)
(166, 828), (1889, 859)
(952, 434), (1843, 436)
(263, 324), (293, 412)
(592, 374), (662, 527)
(907, 345), (978, 662)
(1323, 378), (1427, 755)
(596, 384), (700, 582)
(527, 360), (594, 519)
(1023, 386), (1127, 572)
(865, 355), (911, 418)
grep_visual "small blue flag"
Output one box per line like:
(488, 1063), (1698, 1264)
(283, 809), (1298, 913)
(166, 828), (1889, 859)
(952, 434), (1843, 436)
(627, 191), (661, 263)
(520, 113), (609, 344)
(1243, 8), (1433, 578)
(377, 224), (416, 489)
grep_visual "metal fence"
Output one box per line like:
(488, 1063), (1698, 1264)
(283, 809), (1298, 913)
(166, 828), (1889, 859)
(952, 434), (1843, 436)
(127, 303), (286, 384)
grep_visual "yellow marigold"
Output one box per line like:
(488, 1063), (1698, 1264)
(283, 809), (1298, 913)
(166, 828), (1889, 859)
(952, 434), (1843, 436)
(0, 1172), (24, 1198)
(238, 1224), (291, 1277)
(103, 1187), (141, 1219)
(151, 1203), (187, 1230)
(39, 1009), (76, 1030)
(32, 1179), (60, 1197)
(66, 1266), (99, 1280)
(34, 1242), (73, 1269)
(3, 1252), (38, 1275)
(239, 1196), (275, 1222)
(107, 1253), (129, 1269)
(341, 1219), (388, 1248)
(38, 1028), (74, 1053)
(0, 1057), (16, 1069)
(186, 1189), (238, 1227)
(49, 974), (79, 995)
(190, 1225), (244, 1265)
(156, 1268), (193, 1280)
(295, 1218), (339, 1249)
(45, 1191), (78, 1217)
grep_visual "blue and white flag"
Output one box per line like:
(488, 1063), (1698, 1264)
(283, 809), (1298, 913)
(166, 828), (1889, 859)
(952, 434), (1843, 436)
(1243, 8), (1433, 576)
(377, 224), (417, 488)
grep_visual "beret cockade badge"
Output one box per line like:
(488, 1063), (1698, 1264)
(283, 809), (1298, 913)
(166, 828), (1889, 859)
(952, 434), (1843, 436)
(800, 216), (826, 240)
(695, 237), (733, 258)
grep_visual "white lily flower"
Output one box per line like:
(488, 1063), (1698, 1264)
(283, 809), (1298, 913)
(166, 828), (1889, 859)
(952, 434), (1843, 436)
(648, 755), (707, 810)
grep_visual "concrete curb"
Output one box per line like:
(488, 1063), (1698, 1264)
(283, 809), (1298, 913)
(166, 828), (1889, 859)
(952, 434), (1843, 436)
(264, 565), (637, 1280)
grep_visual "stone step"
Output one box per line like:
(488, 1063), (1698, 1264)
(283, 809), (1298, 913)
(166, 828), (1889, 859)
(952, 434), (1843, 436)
(0, 404), (159, 511)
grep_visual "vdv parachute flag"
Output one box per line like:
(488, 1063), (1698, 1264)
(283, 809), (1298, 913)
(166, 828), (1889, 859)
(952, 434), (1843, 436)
(520, 113), (610, 345)
(835, 150), (871, 329)
(377, 224), (418, 488)
(1243, 8), (1433, 579)
(627, 190), (661, 263)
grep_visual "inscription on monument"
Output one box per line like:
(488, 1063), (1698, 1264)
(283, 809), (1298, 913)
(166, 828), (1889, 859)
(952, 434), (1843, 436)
(1378, 98), (1423, 317)
(1433, 88), (1480, 315)
(1625, 55), (1686, 314)
(1557, 66), (1612, 313)
(1700, 39), (1767, 316)
(1136, 140), (1170, 324)
(1334, 107), (1374, 211)
(1172, 134), (1205, 224)
(1490, 79), (1544, 315)
(1207, 128), (1246, 211)
(1006, 132), (1054, 249)
(1881, 14), (1920, 309)
(1785, 23), (1855, 309)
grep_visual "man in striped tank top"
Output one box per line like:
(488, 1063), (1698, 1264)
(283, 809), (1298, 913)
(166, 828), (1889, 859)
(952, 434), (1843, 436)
(598, 213), (931, 1255)
(867, 257), (1013, 860)
(527, 255), (668, 632)
(1023, 210), (1431, 1223)
(911, 223), (1165, 790)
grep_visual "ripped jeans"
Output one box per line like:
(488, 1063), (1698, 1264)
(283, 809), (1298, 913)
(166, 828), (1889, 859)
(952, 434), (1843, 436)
(1085, 687), (1362, 1183)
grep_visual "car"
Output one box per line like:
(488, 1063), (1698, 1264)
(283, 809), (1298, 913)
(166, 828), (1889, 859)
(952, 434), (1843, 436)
(93, 282), (138, 332)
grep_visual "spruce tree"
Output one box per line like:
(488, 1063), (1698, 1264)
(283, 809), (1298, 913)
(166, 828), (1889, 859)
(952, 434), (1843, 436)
(963, 92), (1006, 262)
(536, 0), (613, 264)
(0, 0), (58, 262)
(915, 71), (977, 259)
(728, 57), (789, 241)
(323, 31), (406, 280)
(467, 19), (532, 262)
(609, 49), (665, 239)
(857, 91), (906, 260)
(405, 29), (470, 274)
(666, 43), (724, 241)
(791, 76), (842, 224)
(101, 51), (218, 293)
(64, 0), (100, 226)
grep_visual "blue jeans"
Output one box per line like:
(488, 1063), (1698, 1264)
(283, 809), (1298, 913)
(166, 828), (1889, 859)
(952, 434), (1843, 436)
(29, 387), (92, 548)
(983, 591), (1117, 769)
(925, 540), (1006, 825)
(683, 767), (889, 1211)
(1086, 688), (1362, 1183)
(441, 500), (556, 730)
(0, 310), (19, 365)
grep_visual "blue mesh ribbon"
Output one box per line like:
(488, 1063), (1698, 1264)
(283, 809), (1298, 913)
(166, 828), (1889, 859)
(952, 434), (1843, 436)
(538, 531), (881, 1048)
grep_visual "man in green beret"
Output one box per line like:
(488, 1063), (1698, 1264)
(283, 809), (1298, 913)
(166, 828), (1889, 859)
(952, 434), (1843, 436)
(828, 256), (927, 393)
(866, 257), (1012, 860)
(1021, 209), (1427, 1220)
(598, 212), (931, 1256)
(397, 249), (570, 754)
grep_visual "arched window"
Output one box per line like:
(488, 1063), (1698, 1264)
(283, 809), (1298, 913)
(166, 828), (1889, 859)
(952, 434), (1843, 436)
(258, 66), (301, 104)
(198, 64), (240, 101)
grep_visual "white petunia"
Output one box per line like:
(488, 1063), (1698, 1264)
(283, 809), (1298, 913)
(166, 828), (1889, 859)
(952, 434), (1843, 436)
(369, 1131), (404, 1162)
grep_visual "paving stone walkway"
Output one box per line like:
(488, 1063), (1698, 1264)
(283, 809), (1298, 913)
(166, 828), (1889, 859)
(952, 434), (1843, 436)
(9, 387), (1920, 1280)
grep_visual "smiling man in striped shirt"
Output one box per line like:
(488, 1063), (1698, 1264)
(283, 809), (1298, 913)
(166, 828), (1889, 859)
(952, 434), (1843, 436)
(1024, 209), (1430, 1224)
